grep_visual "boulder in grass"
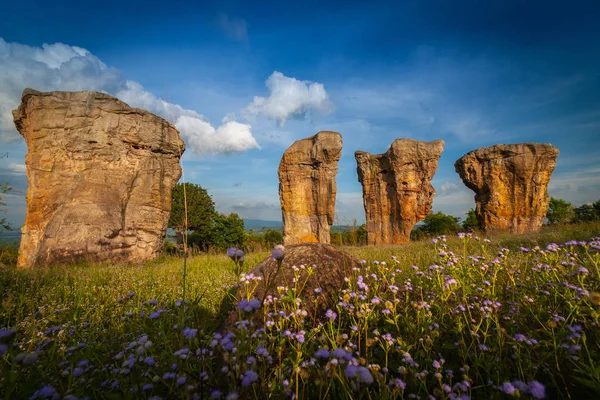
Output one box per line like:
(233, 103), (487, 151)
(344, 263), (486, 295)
(224, 242), (361, 330)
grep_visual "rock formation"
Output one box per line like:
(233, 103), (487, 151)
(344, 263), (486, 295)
(454, 143), (559, 234)
(278, 131), (342, 245)
(355, 139), (444, 245)
(225, 242), (361, 330)
(13, 89), (185, 268)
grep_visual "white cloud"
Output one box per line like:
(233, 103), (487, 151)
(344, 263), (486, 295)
(245, 71), (333, 126)
(0, 37), (260, 155)
(176, 116), (260, 154)
(217, 13), (249, 42)
(439, 181), (460, 196)
(8, 162), (26, 173)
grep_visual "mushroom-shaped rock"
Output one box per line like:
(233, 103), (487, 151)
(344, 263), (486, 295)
(13, 89), (185, 268)
(278, 131), (342, 245)
(454, 143), (559, 234)
(225, 243), (361, 330)
(355, 139), (444, 245)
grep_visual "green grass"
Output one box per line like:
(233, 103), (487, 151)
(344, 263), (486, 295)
(1, 223), (600, 399)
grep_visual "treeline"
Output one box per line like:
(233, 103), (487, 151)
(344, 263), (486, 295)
(546, 197), (600, 225)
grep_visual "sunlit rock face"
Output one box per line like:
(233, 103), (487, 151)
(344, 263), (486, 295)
(355, 139), (444, 245)
(454, 143), (559, 234)
(278, 131), (342, 245)
(13, 89), (185, 268)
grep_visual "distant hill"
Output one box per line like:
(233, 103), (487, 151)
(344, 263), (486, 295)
(243, 219), (283, 231)
(243, 219), (359, 233)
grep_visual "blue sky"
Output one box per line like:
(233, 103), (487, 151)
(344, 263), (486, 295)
(1, 0), (600, 227)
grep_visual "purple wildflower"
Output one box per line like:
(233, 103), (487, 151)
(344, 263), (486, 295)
(272, 245), (285, 261)
(500, 382), (516, 394)
(241, 370), (258, 387)
(325, 309), (337, 320)
(183, 328), (197, 339)
(357, 366), (374, 384)
(528, 381), (546, 399)
(314, 349), (330, 359)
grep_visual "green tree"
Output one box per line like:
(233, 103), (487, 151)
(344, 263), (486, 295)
(169, 183), (216, 243)
(412, 211), (461, 239)
(262, 229), (283, 247)
(573, 202), (600, 223)
(546, 197), (575, 225)
(462, 209), (480, 231)
(209, 213), (246, 250)
(1, 183), (13, 232)
(356, 224), (368, 245)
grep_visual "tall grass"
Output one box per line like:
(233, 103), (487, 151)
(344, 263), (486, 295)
(1, 223), (600, 399)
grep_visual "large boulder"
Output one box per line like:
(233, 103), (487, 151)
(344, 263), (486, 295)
(225, 243), (361, 330)
(13, 89), (185, 268)
(278, 131), (342, 245)
(454, 143), (559, 233)
(355, 139), (444, 245)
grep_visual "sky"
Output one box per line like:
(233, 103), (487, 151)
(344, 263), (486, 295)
(1, 0), (600, 228)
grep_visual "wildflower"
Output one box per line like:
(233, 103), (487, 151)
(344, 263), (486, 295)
(443, 279), (458, 290)
(500, 382), (516, 395)
(325, 309), (337, 320)
(432, 360), (441, 369)
(14, 352), (38, 366)
(177, 376), (187, 386)
(0, 344), (7, 356)
(183, 328), (197, 339)
(148, 299), (158, 305)
(30, 385), (58, 399)
(345, 365), (357, 379)
(272, 245), (285, 261)
(143, 383), (154, 391)
(514, 334), (526, 342)
(211, 391), (221, 399)
(241, 370), (258, 387)
(528, 381), (546, 399)
(0, 329), (16, 343)
(357, 366), (374, 384)
(144, 356), (155, 366)
(314, 349), (330, 359)
(226, 392), (239, 400)
(72, 367), (85, 377)
(256, 347), (269, 357)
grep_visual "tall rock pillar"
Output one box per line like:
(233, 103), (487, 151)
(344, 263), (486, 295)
(454, 143), (559, 233)
(278, 131), (342, 245)
(355, 139), (444, 245)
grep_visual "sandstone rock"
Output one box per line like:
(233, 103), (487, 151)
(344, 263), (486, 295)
(355, 139), (444, 245)
(278, 131), (342, 245)
(224, 242), (361, 330)
(454, 143), (559, 233)
(13, 89), (185, 268)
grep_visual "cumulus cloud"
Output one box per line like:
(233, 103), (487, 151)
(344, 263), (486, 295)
(245, 71), (333, 126)
(175, 116), (259, 154)
(0, 37), (260, 155)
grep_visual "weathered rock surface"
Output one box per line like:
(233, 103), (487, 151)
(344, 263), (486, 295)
(355, 139), (444, 245)
(14, 88), (185, 268)
(454, 143), (559, 233)
(225, 242), (361, 330)
(278, 131), (342, 245)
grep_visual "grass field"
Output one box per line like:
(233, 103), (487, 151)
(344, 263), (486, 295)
(1, 223), (600, 399)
